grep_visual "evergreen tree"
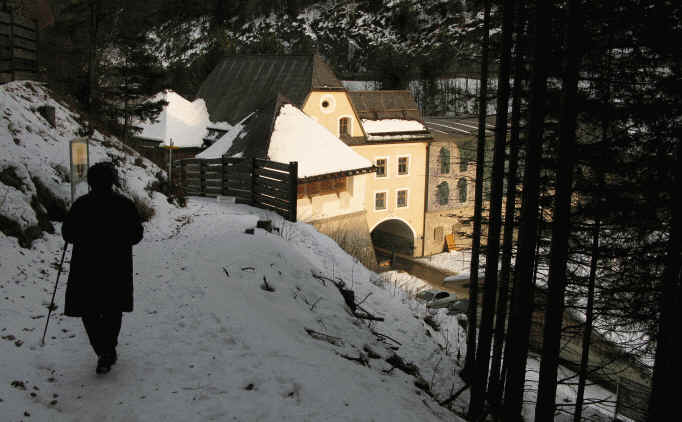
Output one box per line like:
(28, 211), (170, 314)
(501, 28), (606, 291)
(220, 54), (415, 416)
(97, 29), (167, 143)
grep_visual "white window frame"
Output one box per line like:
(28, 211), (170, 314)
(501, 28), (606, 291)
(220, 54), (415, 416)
(374, 190), (388, 212)
(338, 115), (353, 137)
(396, 188), (409, 209)
(320, 94), (336, 114)
(374, 156), (388, 179)
(396, 154), (410, 177)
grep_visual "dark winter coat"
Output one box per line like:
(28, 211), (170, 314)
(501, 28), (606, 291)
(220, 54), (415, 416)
(62, 190), (143, 317)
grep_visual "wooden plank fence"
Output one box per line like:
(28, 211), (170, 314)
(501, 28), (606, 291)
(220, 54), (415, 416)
(0, 11), (38, 83)
(173, 157), (298, 222)
(614, 377), (650, 422)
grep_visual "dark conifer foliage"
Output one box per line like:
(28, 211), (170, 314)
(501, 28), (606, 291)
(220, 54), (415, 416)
(43, 0), (167, 136)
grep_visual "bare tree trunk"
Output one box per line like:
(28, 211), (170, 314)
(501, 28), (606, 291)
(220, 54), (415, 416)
(463, 0), (491, 384)
(502, 0), (551, 419)
(534, 0), (582, 419)
(488, 0), (526, 410)
(573, 213), (599, 422)
(469, 0), (515, 419)
(574, 32), (612, 421)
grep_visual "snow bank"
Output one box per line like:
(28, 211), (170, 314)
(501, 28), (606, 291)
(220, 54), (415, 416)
(268, 104), (372, 178)
(380, 270), (430, 295)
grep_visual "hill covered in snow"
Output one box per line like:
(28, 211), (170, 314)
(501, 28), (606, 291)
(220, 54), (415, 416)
(0, 80), (468, 420)
(0, 81), (173, 248)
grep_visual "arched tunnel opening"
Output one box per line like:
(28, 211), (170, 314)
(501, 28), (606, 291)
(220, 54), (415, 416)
(371, 219), (415, 257)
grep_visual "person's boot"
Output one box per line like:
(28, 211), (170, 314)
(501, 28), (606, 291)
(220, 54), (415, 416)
(96, 355), (114, 374)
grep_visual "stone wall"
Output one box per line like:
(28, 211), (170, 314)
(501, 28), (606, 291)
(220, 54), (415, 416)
(310, 210), (378, 271)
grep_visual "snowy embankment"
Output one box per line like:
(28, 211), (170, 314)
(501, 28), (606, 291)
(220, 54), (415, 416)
(1, 198), (469, 421)
(0, 81), (169, 248)
(1, 81), (468, 420)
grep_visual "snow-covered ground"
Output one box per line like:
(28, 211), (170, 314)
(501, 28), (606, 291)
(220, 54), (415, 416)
(1, 197), (472, 421)
(1, 81), (469, 421)
(0, 80), (619, 421)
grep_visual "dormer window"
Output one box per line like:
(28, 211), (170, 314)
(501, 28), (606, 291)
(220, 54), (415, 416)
(339, 117), (350, 137)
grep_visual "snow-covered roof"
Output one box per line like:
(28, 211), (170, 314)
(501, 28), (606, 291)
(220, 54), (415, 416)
(198, 100), (373, 179)
(268, 104), (373, 179)
(196, 113), (254, 159)
(134, 91), (231, 148)
(362, 119), (426, 134)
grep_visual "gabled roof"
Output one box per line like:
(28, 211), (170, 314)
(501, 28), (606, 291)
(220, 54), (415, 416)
(197, 95), (374, 180)
(348, 90), (422, 121)
(196, 54), (344, 126)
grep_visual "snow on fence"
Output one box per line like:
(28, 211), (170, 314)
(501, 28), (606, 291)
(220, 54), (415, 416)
(174, 157), (298, 222)
(0, 11), (38, 83)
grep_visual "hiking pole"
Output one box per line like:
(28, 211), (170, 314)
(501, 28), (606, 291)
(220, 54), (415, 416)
(41, 242), (68, 346)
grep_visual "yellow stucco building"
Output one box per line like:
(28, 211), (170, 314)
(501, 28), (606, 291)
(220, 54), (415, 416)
(197, 55), (436, 262)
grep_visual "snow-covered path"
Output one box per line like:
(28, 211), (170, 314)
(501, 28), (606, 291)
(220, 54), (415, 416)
(3, 198), (464, 422)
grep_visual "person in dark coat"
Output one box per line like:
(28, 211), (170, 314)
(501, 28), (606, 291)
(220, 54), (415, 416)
(62, 162), (144, 374)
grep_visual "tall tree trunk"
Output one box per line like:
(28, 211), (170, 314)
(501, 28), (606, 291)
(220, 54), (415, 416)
(469, 0), (515, 419)
(574, 31), (612, 421)
(463, 0), (491, 383)
(534, 0), (582, 419)
(502, 0), (551, 419)
(488, 0), (526, 410)
(647, 144), (682, 421)
(87, 0), (98, 133)
(573, 210), (600, 422)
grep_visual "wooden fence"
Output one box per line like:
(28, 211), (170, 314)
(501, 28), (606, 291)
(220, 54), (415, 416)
(614, 377), (650, 422)
(0, 11), (38, 83)
(173, 157), (298, 222)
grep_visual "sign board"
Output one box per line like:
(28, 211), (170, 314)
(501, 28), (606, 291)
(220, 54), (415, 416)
(69, 138), (89, 203)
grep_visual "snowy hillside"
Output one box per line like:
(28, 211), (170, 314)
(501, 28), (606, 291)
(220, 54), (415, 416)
(0, 81), (469, 420)
(150, 0), (473, 74)
(0, 81), (172, 248)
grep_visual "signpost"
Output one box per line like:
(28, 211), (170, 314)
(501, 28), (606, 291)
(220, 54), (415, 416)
(160, 138), (178, 185)
(169, 139), (173, 185)
(69, 137), (89, 203)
